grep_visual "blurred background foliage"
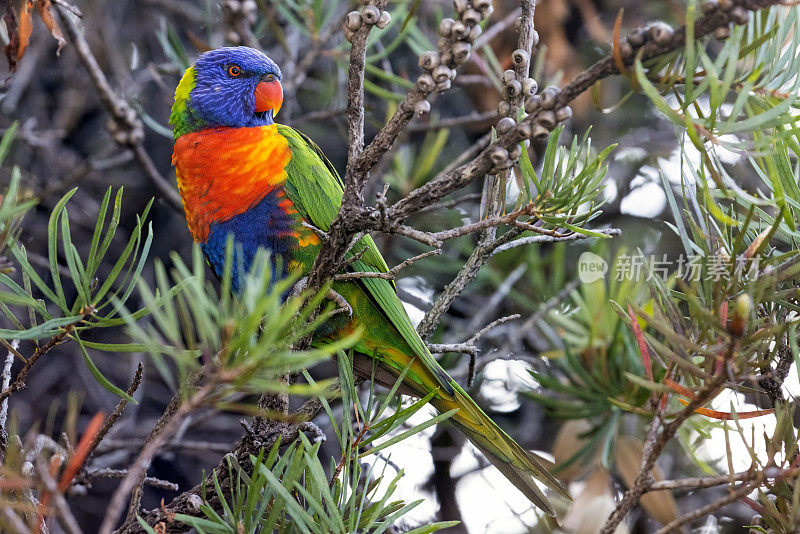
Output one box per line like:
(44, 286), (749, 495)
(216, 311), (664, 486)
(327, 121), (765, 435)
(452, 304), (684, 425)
(1, 0), (800, 533)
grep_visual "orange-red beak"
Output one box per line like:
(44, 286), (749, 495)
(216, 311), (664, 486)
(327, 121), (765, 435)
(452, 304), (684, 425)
(254, 77), (283, 117)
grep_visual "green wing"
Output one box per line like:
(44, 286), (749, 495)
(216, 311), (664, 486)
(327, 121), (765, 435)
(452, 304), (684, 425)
(278, 124), (453, 393)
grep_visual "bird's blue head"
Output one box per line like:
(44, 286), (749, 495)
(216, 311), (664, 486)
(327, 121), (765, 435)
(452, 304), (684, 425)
(170, 46), (283, 138)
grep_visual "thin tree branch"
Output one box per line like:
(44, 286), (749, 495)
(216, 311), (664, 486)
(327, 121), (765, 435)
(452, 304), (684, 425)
(653, 482), (757, 534)
(334, 249), (441, 281)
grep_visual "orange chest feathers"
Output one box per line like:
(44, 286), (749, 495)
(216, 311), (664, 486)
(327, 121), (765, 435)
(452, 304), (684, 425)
(172, 125), (293, 242)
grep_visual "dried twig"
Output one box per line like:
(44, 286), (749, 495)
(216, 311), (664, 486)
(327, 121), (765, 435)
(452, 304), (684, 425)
(0, 339), (19, 449)
(334, 249), (441, 281)
(84, 469), (178, 491)
(0, 311), (92, 404)
(653, 482), (757, 534)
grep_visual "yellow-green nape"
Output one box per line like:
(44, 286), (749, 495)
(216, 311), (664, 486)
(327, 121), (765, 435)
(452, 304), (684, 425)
(170, 66), (197, 138)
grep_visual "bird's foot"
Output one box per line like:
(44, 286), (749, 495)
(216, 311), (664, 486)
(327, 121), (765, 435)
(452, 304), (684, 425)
(327, 288), (353, 316)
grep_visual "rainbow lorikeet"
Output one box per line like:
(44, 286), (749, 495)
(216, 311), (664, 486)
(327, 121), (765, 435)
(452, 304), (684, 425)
(169, 46), (569, 515)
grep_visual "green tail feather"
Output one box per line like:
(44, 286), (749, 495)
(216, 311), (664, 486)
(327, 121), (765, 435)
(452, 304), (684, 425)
(432, 387), (571, 517)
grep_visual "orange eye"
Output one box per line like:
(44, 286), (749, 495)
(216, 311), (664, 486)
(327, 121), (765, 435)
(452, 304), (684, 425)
(228, 65), (241, 77)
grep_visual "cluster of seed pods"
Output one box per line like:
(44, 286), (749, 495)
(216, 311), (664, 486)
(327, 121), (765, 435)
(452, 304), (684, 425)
(617, 2), (750, 57)
(343, 2), (392, 43)
(487, 84), (573, 171)
(410, 0), (494, 115)
(703, 0), (751, 40)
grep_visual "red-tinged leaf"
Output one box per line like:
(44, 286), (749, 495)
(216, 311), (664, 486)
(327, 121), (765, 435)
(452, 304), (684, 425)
(740, 496), (765, 515)
(58, 411), (105, 491)
(664, 378), (696, 399)
(36, 412), (104, 534)
(677, 398), (774, 420)
(628, 304), (653, 380)
(36, 0), (66, 55)
(17, 1), (33, 61)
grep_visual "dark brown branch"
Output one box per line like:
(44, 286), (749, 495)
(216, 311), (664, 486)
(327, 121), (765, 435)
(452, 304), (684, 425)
(0, 310), (92, 404)
(600, 372), (730, 533)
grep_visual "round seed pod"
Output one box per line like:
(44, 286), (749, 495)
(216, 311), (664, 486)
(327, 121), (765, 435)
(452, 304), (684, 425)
(241, 1), (257, 14)
(414, 100), (431, 116)
(514, 16), (523, 32)
(496, 117), (516, 135)
(479, 4), (494, 18)
(417, 73), (436, 92)
(532, 123), (550, 139)
(730, 6), (749, 25)
(129, 126), (145, 145)
(376, 10), (391, 29)
(508, 144), (522, 160)
(452, 42), (471, 63)
(524, 95), (541, 113)
(502, 69), (516, 85)
(432, 64), (451, 83)
(647, 21), (674, 45)
(522, 78), (538, 97)
(439, 49), (453, 65)
(618, 40), (633, 59)
(531, 30), (540, 47)
(436, 79), (452, 92)
(345, 11), (363, 32)
(361, 5), (380, 25)
(489, 146), (509, 166)
(225, 30), (240, 43)
(626, 28), (647, 47)
(505, 79), (522, 98)
(419, 51), (439, 71)
(344, 27), (355, 42)
(467, 25), (482, 42)
(462, 8), (481, 26)
(512, 48), (529, 66)
(713, 25), (730, 40)
(452, 21), (469, 39)
(497, 100), (511, 116)
(555, 106), (573, 122)
(700, 1), (717, 14)
(113, 130), (130, 145)
(474, 0), (492, 11)
(540, 86), (560, 108)
(453, 0), (469, 14)
(516, 122), (532, 140)
(223, 0), (240, 13)
(538, 110), (557, 129)
(124, 107), (138, 125)
(439, 17), (455, 37)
